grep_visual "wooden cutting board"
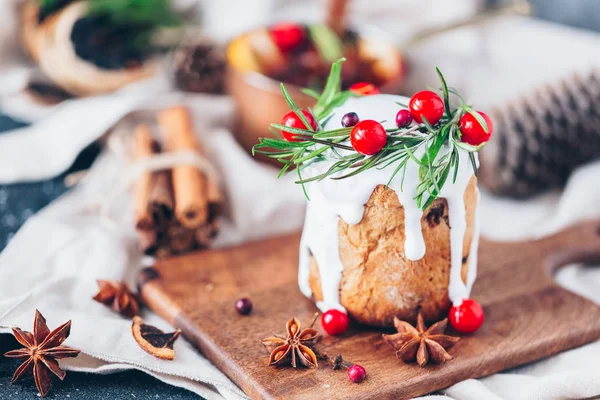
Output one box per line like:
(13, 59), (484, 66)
(138, 220), (600, 400)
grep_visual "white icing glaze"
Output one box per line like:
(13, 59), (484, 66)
(297, 95), (480, 312)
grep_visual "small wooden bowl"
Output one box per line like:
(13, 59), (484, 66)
(226, 25), (404, 156)
(20, 1), (156, 97)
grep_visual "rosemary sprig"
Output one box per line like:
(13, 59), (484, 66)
(253, 59), (485, 210)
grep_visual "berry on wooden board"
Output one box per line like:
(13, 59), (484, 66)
(347, 364), (366, 383)
(321, 309), (349, 335)
(235, 298), (253, 315)
(350, 119), (387, 155)
(409, 90), (444, 125)
(459, 111), (494, 146)
(449, 299), (484, 333)
(280, 110), (317, 141)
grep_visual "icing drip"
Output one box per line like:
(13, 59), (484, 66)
(446, 195), (467, 304)
(466, 189), (481, 294)
(297, 95), (480, 312)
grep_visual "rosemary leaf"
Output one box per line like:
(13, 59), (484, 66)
(404, 144), (425, 166)
(436, 67), (452, 117)
(386, 157), (409, 187)
(447, 87), (466, 105)
(452, 148), (460, 184)
(254, 62), (487, 211)
(462, 105), (489, 133)
(314, 58), (345, 116)
(280, 83), (314, 131)
(454, 140), (487, 152)
(297, 165), (309, 200)
(277, 163), (291, 178)
(301, 88), (321, 100)
(320, 113), (335, 127)
(469, 153), (478, 177)
(313, 127), (352, 138)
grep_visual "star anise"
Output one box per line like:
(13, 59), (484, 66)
(3, 310), (80, 398)
(382, 311), (460, 367)
(261, 317), (319, 368)
(93, 280), (139, 318)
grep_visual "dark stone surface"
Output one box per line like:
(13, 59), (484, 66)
(0, 113), (198, 399)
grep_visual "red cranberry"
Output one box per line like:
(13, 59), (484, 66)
(459, 111), (494, 146)
(449, 299), (484, 333)
(280, 110), (317, 142)
(349, 82), (380, 96)
(321, 309), (349, 335)
(395, 109), (413, 128)
(350, 120), (387, 155)
(347, 364), (366, 383)
(269, 23), (305, 53)
(235, 298), (253, 315)
(409, 90), (444, 125)
(341, 112), (359, 127)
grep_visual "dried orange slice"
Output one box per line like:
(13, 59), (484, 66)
(131, 316), (181, 360)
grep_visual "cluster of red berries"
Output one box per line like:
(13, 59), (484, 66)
(279, 87), (494, 155)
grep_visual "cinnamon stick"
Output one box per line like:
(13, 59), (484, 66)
(133, 124), (156, 231)
(195, 219), (220, 247)
(158, 106), (209, 229)
(137, 229), (158, 256)
(326, 0), (349, 36)
(168, 224), (196, 254)
(148, 170), (174, 229)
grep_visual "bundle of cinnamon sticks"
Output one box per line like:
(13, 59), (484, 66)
(133, 106), (222, 257)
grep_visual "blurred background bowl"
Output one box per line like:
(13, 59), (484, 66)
(226, 24), (404, 156)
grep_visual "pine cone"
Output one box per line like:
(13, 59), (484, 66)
(173, 38), (226, 94)
(479, 69), (600, 197)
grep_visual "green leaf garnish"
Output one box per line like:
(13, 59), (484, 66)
(252, 63), (488, 210)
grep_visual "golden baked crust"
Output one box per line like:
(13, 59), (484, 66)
(309, 176), (478, 327)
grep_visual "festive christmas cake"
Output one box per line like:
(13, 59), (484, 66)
(255, 60), (492, 329)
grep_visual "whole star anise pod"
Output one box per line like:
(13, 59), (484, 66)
(262, 317), (319, 368)
(382, 311), (460, 367)
(93, 280), (139, 318)
(3, 310), (80, 398)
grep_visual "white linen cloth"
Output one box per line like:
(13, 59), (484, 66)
(0, 0), (600, 398)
